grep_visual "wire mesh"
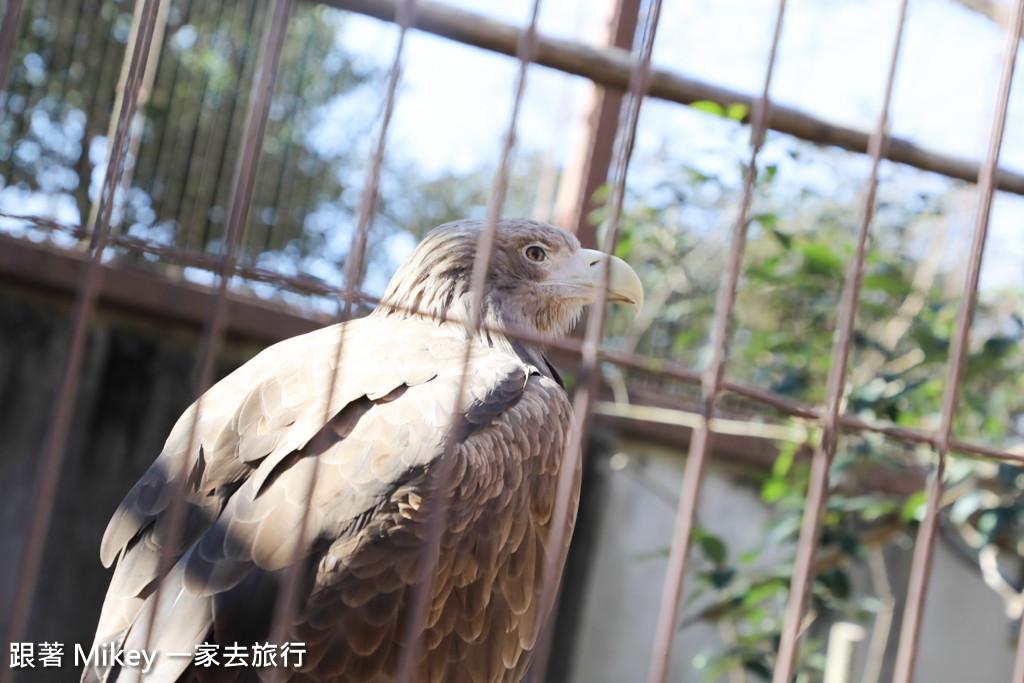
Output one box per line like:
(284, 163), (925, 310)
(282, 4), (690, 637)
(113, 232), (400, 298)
(2, 0), (1024, 680)
(771, 1), (909, 679)
(1, 1), (164, 675)
(892, 0), (1024, 679)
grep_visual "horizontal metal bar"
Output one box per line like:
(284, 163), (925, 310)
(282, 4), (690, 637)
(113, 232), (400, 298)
(323, 0), (1024, 195)
(4, 227), (1022, 467)
(0, 232), (327, 342)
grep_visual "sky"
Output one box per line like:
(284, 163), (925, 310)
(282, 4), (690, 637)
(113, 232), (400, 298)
(335, 0), (1024, 290)
(1, 0), (1020, 295)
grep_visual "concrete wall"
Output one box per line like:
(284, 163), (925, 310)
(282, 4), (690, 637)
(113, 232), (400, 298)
(556, 437), (1018, 682)
(1, 276), (1017, 682)
(0, 282), (259, 682)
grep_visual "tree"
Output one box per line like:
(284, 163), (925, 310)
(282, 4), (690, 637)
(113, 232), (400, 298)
(602, 114), (1024, 680)
(0, 0), (381, 270)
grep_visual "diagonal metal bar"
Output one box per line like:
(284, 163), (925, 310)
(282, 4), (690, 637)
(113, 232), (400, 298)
(772, 0), (909, 679)
(552, 0), (641, 246)
(323, 0), (1024, 197)
(0, 0), (164, 671)
(0, 0), (24, 114)
(891, 0), (1024, 679)
(394, 2), (543, 680)
(135, 0), (295, 656)
(340, 0), (418, 321)
(266, 0), (418, 666)
(646, 3), (787, 681)
(191, 0), (294, 396)
(534, 0), (665, 673)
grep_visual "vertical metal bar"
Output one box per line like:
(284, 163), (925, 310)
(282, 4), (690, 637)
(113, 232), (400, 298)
(891, 0), (1024, 679)
(0, 0), (163, 670)
(532, 0), (665, 678)
(395, 4), (544, 679)
(646, 4), (786, 682)
(552, 0), (640, 248)
(136, 0), (294, 655)
(191, 0), (293, 394)
(772, 1), (909, 679)
(85, 0), (172, 234)
(265, 0), (417, 663)
(341, 0), (417, 319)
(0, 0), (24, 113)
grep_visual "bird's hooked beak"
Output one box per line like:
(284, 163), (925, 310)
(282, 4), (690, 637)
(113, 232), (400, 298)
(568, 248), (644, 317)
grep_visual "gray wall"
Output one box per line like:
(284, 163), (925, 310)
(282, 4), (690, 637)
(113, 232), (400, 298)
(0, 282), (258, 681)
(557, 438), (1018, 682)
(1, 279), (1016, 682)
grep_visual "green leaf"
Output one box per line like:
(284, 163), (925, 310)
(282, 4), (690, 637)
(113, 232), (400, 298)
(818, 568), (851, 600)
(739, 549), (761, 565)
(772, 443), (797, 478)
(770, 229), (793, 250)
(726, 103), (749, 121)
(861, 499), (898, 520)
(743, 579), (788, 607)
(691, 100), (726, 117)
(798, 242), (844, 277)
(761, 477), (787, 503)
(902, 489), (928, 522)
(708, 567), (737, 589)
(591, 182), (611, 202)
(697, 531), (728, 566)
(863, 272), (912, 296)
(743, 659), (772, 680)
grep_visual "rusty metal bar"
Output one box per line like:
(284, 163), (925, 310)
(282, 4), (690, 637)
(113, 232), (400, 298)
(341, 0), (418, 320)
(0, 0), (24, 113)
(192, 0), (294, 395)
(891, 0), (1024, 679)
(773, 1), (909, 679)
(322, 0), (1024, 197)
(393, 1), (544, 679)
(11, 210), (1024, 468)
(532, 0), (667, 677)
(266, 0), (418, 666)
(646, 3), (786, 681)
(552, 0), (640, 247)
(0, 0), (164, 671)
(136, 0), (295, 656)
(85, 0), (172, 233)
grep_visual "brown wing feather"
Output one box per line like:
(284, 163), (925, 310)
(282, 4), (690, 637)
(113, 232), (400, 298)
(290, 371), (578, 683)
(86, 319), (576, 683)
(86, 317), (464, 675)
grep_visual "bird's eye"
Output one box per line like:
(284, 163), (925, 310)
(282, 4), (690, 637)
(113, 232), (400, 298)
(525, 245), (547, 262)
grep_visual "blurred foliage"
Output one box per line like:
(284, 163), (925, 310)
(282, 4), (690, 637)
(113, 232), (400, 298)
(0, 0), (381, 279)
(0, 0), (556, 302)
(599, 117), (1024, 679)
(3, 4), (1024, 677)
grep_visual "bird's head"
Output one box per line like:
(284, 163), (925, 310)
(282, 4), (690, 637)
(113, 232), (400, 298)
(375, 219), (644, 339)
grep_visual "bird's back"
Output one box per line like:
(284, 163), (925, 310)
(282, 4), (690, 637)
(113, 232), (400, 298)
(84, 315), (580, 683)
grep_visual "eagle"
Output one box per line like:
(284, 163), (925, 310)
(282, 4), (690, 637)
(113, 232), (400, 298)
(84, 219), (644, 683)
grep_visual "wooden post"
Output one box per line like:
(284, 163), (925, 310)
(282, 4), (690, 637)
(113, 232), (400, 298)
(552, 0), (640, 249)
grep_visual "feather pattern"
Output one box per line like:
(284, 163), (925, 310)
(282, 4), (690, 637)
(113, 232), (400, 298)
(84, 219), (639, 683)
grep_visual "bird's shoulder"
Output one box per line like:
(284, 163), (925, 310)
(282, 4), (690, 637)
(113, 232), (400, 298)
(99, 315), (462, 566)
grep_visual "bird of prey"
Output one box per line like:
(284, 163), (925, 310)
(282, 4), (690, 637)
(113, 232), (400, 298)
(84, 219), (643, 683)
